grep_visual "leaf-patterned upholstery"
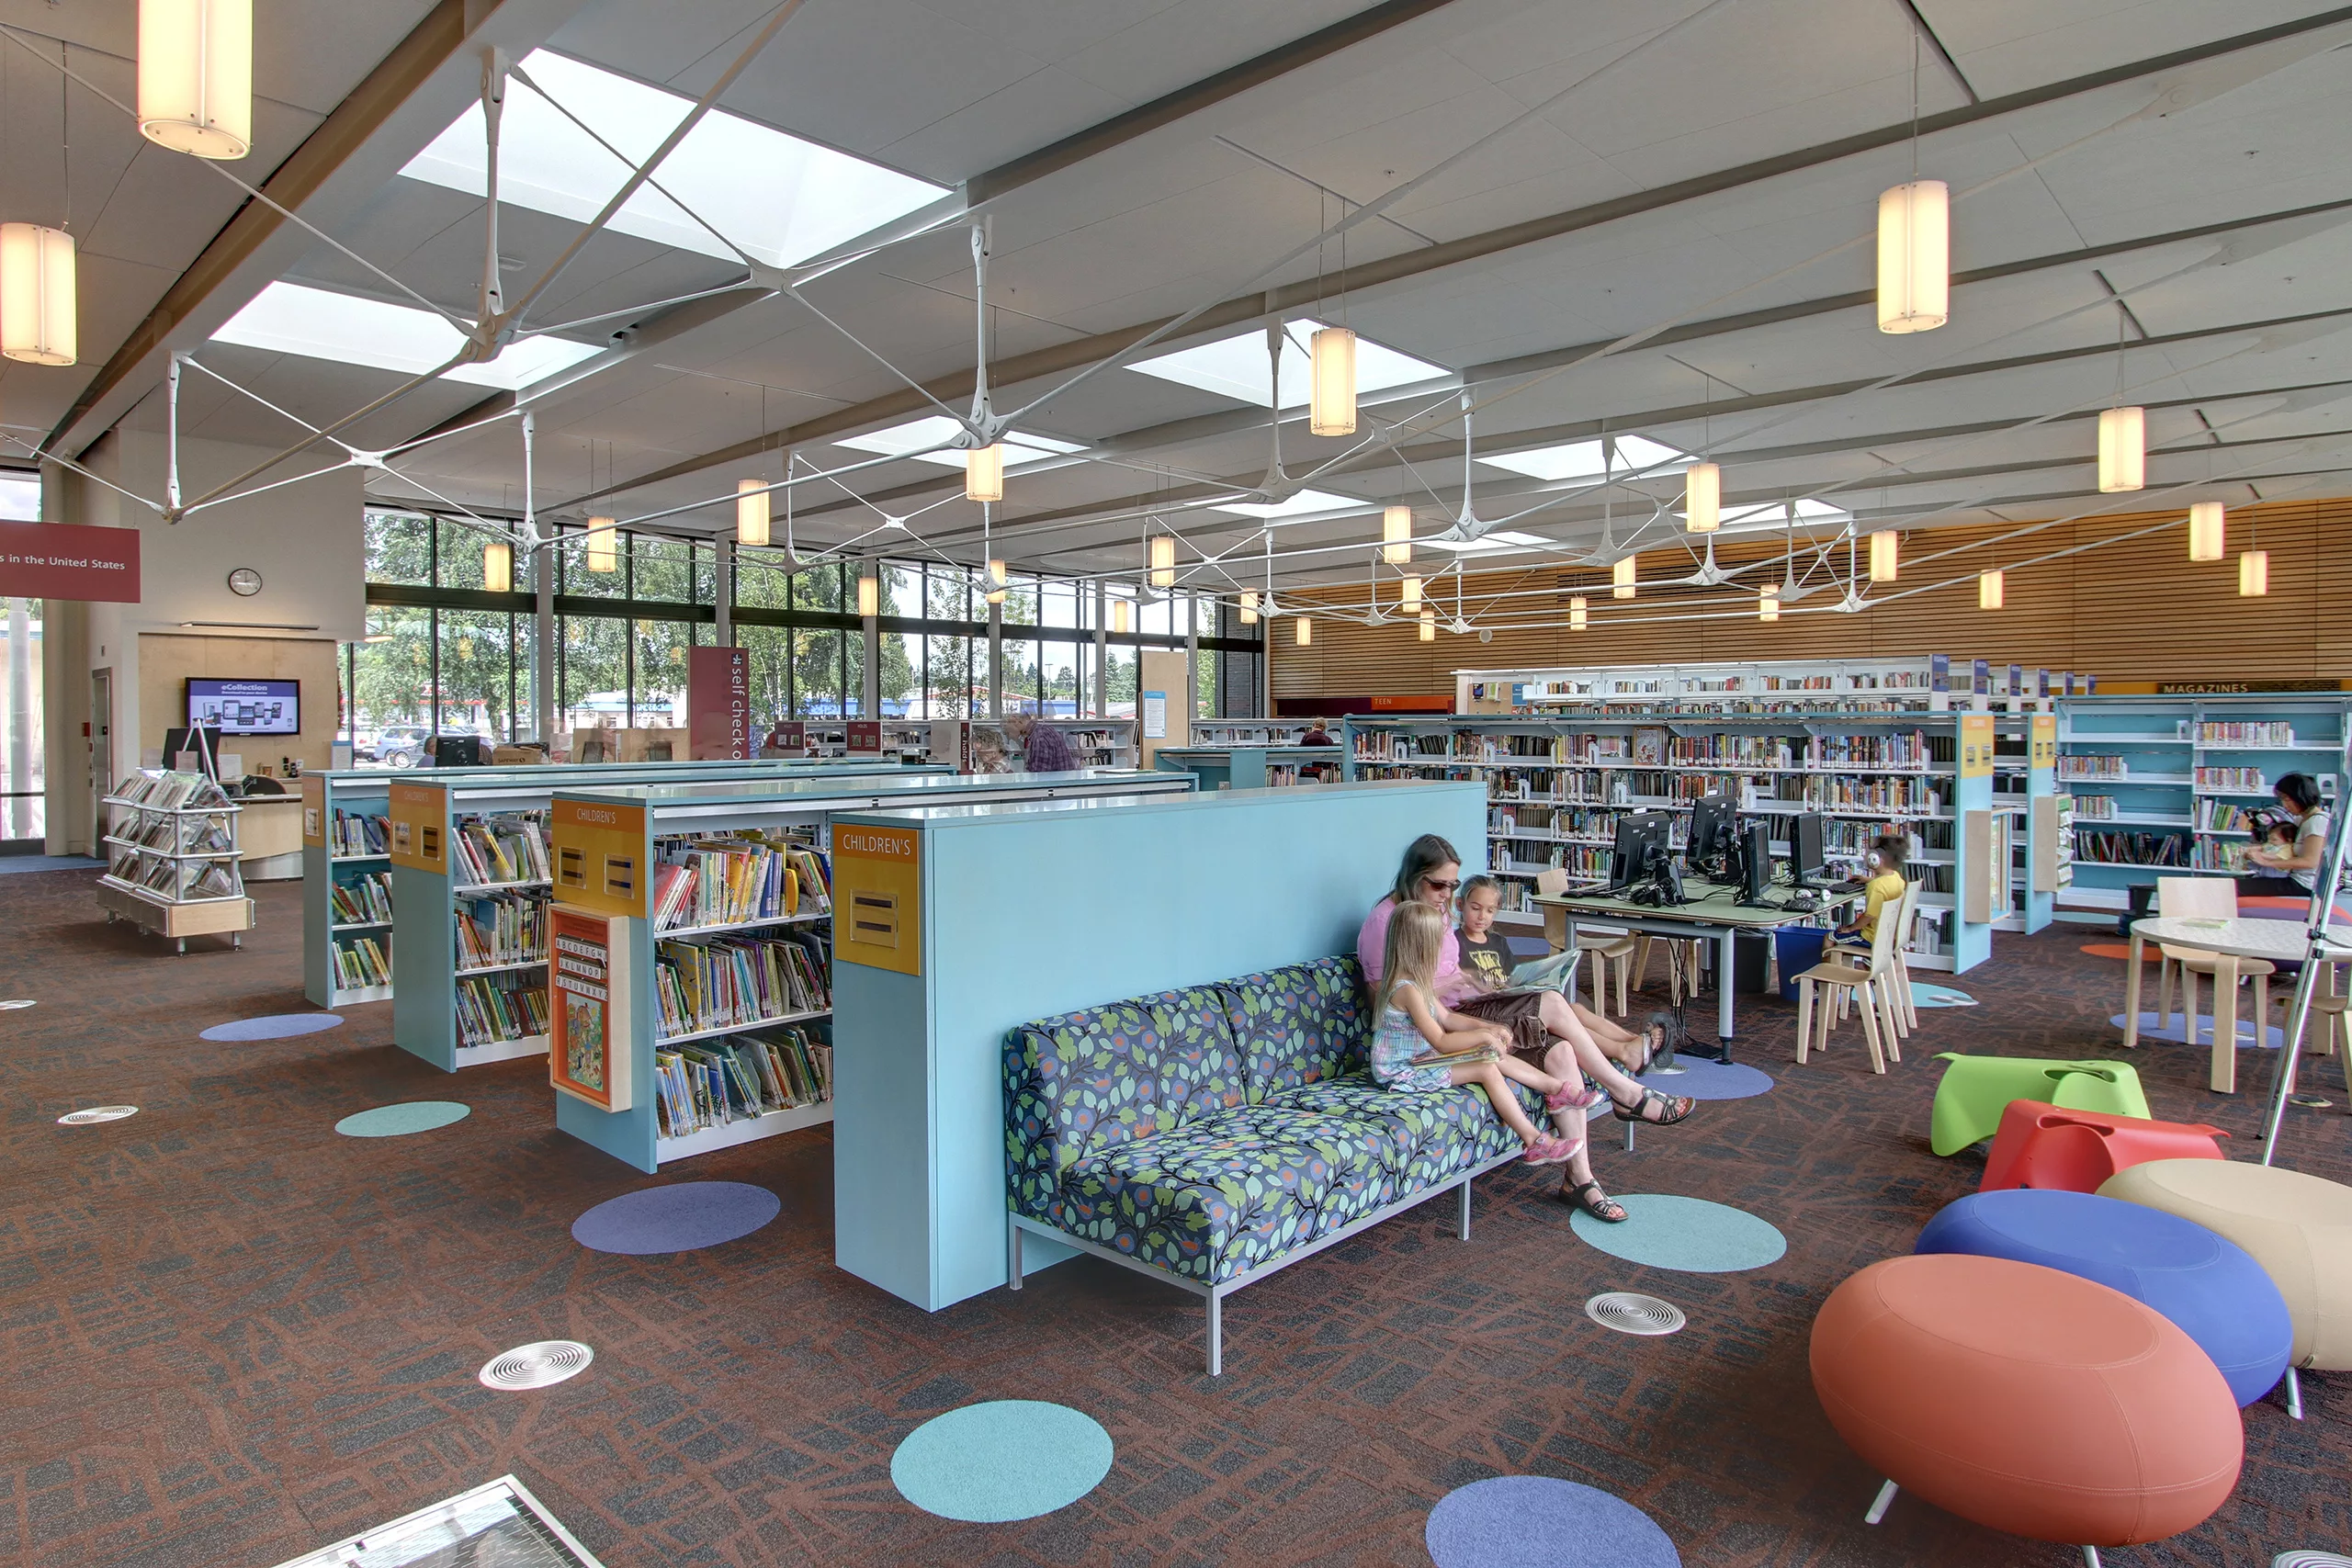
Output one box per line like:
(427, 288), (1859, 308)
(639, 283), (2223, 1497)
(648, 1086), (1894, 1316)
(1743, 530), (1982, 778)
(1007, 956), (1533, 1285)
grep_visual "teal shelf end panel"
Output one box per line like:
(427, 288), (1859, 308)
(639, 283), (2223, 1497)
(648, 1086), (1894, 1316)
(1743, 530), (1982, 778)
(390, 859), (458, 1071)
(2022, 711), (2055, 933)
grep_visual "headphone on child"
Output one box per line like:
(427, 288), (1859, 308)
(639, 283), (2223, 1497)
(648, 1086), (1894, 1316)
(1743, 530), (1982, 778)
(1866, 850), (1883, 868)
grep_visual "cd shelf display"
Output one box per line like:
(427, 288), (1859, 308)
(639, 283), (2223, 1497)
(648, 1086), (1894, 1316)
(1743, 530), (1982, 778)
(98, 771), (254, 953)
(544, 768), (1193, 1173)
(1152, 745), (1343, 790)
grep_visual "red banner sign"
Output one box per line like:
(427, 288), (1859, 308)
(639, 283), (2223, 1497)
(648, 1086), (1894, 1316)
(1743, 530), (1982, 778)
(687, 645), (750, 760)
(0, 521), (140, 602)
(846, 719), (881, 753)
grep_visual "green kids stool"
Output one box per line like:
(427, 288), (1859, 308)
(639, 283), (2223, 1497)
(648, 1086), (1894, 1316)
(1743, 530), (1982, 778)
(1929, 1055), (2151, 1156)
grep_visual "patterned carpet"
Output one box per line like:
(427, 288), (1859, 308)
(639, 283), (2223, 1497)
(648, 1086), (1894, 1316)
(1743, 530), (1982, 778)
(1, 870), (2346, 1568)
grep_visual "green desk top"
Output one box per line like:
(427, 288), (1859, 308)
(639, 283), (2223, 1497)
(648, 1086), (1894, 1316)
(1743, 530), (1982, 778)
(1535, 877), (1865, 928)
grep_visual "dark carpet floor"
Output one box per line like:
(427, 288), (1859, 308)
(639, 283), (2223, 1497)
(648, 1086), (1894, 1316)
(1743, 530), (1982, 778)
(2, 872), (2347, 1568)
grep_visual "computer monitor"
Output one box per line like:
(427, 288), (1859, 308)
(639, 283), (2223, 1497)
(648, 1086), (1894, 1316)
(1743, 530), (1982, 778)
(1687, 794), (1736, 865)
(1738, 819), (1773, 904)
(1609, 811), (1672, 889)
(1792, 812), (1830, 886)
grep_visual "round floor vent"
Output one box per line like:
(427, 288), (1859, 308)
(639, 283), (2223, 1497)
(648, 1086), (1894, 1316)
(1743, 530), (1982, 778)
(1585, 1292), (1686, 1336)
(2275, 1554), (2352, 1568)
(58, 1105), (138, 1125)
(479, 1340), (594, 1391)
(0, 999), (36, 1010)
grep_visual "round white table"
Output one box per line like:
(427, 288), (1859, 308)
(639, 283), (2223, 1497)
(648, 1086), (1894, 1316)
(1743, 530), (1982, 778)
(2122, 916), (2352, 1091)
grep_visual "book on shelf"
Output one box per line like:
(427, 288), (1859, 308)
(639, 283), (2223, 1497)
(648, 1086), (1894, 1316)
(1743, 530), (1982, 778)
(650, 835), (831, 930)
(332, 809), (390, 855)
(452, 814), (550, 886)
(2075, 829), (2190, 867)
(2199, 721), (2294, 747)
(653, 1025), (833, 1139)
(2074, 795), (2119, 821)
(120, 771), (234, 810)
(332, 872), (395, 925)
(2059, 756), (2129, 780)
(334, 936), (392, 988)
(456, 969), (549, 1046)
(653, 931), (831, 1037)
(456, 890), (547, 968)
(2194, 766), (2266, 793)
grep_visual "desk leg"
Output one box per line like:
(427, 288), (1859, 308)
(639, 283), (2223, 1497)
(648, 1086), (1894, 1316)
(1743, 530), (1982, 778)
(1715, 928), (1736, 1064)
(2121, 935), (2145, 1049)
(2213, 955), (2240, 1095)
(1564, 919), (1582, 1012)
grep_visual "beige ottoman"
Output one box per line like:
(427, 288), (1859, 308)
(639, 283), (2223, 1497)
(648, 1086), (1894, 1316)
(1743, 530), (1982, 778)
(2100, 1159), (2352, 1416)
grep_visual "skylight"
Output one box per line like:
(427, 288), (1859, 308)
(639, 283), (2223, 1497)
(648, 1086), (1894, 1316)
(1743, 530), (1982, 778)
(831, 416), (1083, 470)
(401, 51), (946, 271)
(1425, 530), (1555, 554)
(1209, 488), (1373, 520)
(1129, 320), (1449, 410)
(1476, 435), (1689, 482)
(211, 281), (603, 390)
(1679, 498), (1854, 531)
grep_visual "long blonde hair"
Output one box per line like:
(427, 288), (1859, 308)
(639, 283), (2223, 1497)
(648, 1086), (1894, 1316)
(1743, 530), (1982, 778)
(1375, 901), (1446, 1019)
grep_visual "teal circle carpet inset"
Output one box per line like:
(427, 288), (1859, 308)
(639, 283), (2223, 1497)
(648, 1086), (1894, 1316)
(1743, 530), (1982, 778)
(1910, 983), (1978, 1008)
(201, 1013), (344, 1042)
(1427, 1475), (1679, 1566)
(335, 1101), (470, 1137)
(891, 1400), (1113, 1522)
(1568, 1193), (1786, 1272)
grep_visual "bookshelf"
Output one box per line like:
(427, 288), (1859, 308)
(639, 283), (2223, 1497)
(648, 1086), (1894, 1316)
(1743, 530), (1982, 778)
(98, 771), (254, 953)
(1192, 718), (1338, 746)
(544, 768), (1194, 1173)
(2053, 694), (2350, 922)
(382, 761), (953, 1071)
(1035, 716), (1136, 769)
(1152, 745), (1344, 790)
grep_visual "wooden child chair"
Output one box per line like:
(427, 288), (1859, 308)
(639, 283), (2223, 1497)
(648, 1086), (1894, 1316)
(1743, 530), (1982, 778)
(1794, 906), (1905, 1074)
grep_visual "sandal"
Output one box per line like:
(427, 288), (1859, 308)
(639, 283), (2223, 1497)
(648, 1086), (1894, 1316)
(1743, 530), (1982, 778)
(1632, 1011), (1675, 1075)
(1611, 1087), (1695, 1125)
(1563, 1179), (1627, 1223)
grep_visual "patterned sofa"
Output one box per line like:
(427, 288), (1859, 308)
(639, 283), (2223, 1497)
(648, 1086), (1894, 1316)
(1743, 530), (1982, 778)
(1003, 954), (1540, 1373)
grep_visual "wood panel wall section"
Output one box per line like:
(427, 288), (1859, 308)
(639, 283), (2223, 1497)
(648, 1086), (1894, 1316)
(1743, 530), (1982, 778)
(1272, 498), (2352, 699)
(137, 634), (342, 771)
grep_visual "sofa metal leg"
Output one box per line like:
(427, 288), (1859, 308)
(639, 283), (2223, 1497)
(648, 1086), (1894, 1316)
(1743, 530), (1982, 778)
(1457, 1177), (1472, 1241)
(1864, 1479), (1897, 1525)
(2081, 1548), (2101, 1568)
(1008, 1223), (1023, 1291)
(2285, 1364), (2303, 1419)
(1205, 1292), (1223, 1377)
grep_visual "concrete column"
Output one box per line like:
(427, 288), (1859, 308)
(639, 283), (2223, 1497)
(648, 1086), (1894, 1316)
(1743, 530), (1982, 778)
(987, 600), (1002, 720)
(532, 522), (554, 743)
(714, 538), (734, 646)
(1092, 579), (1107, 718)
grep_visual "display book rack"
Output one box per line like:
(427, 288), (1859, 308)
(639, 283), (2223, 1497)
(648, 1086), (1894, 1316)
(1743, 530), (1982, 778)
(1151, 744), (1343, 790)
(2052, 693), (2351, 921)
(376, 761), (952, 1070)
(1341, 708), (2039, 972)
(98, 770), (254, 953)
(542, 767), (1196, 1173)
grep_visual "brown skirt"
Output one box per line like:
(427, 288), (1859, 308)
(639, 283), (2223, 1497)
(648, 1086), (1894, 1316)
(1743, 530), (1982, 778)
(1454, 988), (1555, 1064)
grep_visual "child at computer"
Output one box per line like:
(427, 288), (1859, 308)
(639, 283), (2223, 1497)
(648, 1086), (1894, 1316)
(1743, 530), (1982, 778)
(1372, 902), (1585, 1166)
(1835, 835), (1909, 947)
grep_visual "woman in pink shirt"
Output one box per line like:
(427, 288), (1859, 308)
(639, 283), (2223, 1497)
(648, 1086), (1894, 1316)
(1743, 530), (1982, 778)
(1359, 835), (1695, 1221)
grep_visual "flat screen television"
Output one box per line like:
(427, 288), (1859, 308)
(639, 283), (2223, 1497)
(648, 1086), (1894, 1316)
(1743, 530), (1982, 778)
(187, 678), (300, 736)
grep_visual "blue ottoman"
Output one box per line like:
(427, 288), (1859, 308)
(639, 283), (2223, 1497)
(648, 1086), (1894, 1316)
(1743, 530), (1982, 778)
(1916, 1189), (2291, 1407)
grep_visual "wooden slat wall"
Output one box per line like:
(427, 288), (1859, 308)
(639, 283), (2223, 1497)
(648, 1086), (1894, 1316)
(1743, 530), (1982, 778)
(1272, 499), (2352, 696)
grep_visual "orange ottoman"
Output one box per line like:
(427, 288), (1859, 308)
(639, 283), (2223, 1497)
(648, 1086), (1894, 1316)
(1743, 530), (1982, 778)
(1811, 1254), (2242, 1563)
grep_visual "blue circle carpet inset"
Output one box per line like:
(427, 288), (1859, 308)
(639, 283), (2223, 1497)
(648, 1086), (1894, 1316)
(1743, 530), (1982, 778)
(572, 1181), (781, 1255)
(201, 1012), (344, 1042)
(1637, 1057), (1772, 1100)
(2109, 1013), (2285, 1049)
(891, 1400), (1113, 1522)
(1909, 982), (1978, 1008)
(335, 1101), (470, 1138)
(1568, 1194), (1786, 1272)
(1427, 1476), (1680, 1568)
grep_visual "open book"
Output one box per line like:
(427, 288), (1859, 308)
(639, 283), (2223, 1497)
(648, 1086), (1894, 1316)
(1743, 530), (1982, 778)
(1507, 948), (1581, 990)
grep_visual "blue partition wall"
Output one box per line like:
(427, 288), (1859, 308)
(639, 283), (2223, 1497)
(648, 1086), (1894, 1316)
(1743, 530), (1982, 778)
(829, 779), (1488, 1313)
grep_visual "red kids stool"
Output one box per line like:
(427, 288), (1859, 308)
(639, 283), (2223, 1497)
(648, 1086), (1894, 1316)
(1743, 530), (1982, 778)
(1981, 1102), (2227, 1195)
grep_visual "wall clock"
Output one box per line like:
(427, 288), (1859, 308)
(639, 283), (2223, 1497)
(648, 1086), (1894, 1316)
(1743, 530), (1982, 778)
(228, 568), (263, 596)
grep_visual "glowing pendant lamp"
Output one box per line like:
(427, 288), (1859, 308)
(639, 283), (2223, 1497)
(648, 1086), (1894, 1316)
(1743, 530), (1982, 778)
(482, 540), (512, 593)
(1758, 589), (1779, 623)
(1419, 610), (1434, 641)
(2098, 405), (2145, 492)
(1684, 461), (1721, 533)
(985, 558), (1006, 605)
(1309, 326), (1356, 437)
(0, 224), (76, 366)
(965, 444), (1004, 503)
(1978, 570), (2003, 610)
(1869, 530), (1899, 582)
(1399, 575), (1422, 615)
(1382, 505), (1412, 564)
(1112, 598), (1131, 635)
(584, 517), (617, 573)
(735, 479), (771, 547)
(2240, 550), (2268, 597)
(1295, 615), (1312, 647)
(138, 0), (253, 160)
(1149, 535), (1175, 588)
(1611, 557), (1636, 600)
(1239, 590), (1259, 626)
(1876, 179), (1949, 333)
(856, 570), (878, 617)
(1569, 596), (1589, 630)
(2188, 502), (2225, 562)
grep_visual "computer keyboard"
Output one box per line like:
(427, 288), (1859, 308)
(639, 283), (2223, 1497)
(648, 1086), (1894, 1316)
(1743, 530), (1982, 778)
(1825, 877), (1868, 895)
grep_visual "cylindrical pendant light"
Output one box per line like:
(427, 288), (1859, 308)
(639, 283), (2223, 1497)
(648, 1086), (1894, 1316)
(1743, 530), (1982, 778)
(1419, 609), (1435, 641)
(2188, 502), (2226, 562)
(0, 224), (76, 366)
(1112, 598), (1131, 636)
(1876, 179), (1949, 333)
(1869, 529), (1899, 582)
(1569, 596), (1589, 630)
(856, 570), (878, 617)
(1611, 557), (1636, 600)
(965, 444), (1005, 503)
(137, 0), (253, 160)
(1309, 326), (1356, 437)
(584, 517), (617, 573)
(986, 558), (1007, 605)
(1399, 575), (1421, 615)
(1684, 461), (1721, 533)
(735, 479), (771, 547)
(1978, 569), (2003, 610)
(1758, 590), (1779, 623)
(2240, 549), (2268, 597)
(1149, 534), (1176, 587)
(1239, 590), (1259, 626)
(1295, 615), (1312, 647)
(2098, 405), (2145, 492)
(1382, 505), (1412, 565)
(482, 540), (512, 593)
